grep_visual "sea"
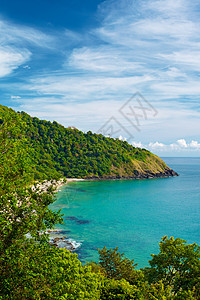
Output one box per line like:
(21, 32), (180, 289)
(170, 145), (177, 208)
(50, 157), (200, 269)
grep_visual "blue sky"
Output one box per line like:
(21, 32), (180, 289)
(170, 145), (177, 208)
(0, 0), (200, 156)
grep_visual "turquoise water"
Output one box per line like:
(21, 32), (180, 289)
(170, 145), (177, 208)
(51, 157), (200, 268)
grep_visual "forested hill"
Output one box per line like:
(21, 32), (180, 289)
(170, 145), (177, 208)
(0, 104), (178, 180)
(1, 106), (199, 300)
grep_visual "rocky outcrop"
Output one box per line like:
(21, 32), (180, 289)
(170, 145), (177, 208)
(50, 237), (76, 251)
(84, 168), (178, 180)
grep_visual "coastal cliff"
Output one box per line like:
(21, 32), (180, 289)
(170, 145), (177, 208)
(0, 104), (178, 180)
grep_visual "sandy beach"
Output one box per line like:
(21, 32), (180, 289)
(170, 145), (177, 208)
(33, 178), (85, 193)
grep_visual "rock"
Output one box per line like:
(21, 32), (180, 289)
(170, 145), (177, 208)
(53, 237), (60, 242)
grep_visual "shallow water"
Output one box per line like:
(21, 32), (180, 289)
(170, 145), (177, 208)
(50, 157), (200, 268)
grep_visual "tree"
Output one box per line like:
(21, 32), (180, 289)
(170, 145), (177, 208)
(0, 106), (64, 298)
(0, 244), (102, 300)
(100, 278), (138, 300)
(143, 236), (200, 297)
(0, 106), (63, 253)
(98, 247), (142, 285)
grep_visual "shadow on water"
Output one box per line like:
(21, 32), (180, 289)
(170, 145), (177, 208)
(65, 216), (91, 225)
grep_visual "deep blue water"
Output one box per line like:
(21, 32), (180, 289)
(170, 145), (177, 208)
(50, 157), (200, 268)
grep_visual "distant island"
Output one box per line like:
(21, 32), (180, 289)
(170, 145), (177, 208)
(0, 104), (178, 181)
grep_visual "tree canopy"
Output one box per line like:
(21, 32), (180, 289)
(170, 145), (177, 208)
(143, 236), (200, 297)
(0, 104), (177, 181)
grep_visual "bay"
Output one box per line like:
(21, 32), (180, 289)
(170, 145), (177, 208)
(50, 157), (200, 268)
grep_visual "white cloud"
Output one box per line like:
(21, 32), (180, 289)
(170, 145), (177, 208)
(96, 0), (200, 47)
(164, 67), (186, 78)
(7, 0), (200, 103)
(189, 140), (200, 148)
(149, 141), (165, 148)
(68, 46), (144, 74)
(118, 135), (127, 141)
(28, 74), (154, 99)
(147, 139), (200, 152)
(130, 139), (200, 155)
(177, 138), (187, 148)
(0, 47), (31, 77)
(132, 141), (144, 148)
(23, 65), (31, 69)
(0, 19), (54, 48)
(150, 80), (200, 98)
(14, 98), (120, 127)
(62, 0), (200, 105)
(0, 18), (57, 78)
(146, 0), (188, 16)
(11, 95), (21, 99)
(159, 51), (200, 71)
(133, 18), (197, 41)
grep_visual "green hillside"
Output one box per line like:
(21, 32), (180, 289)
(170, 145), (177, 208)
(1, 104), (199, 300)
(0, 104), (177, 180)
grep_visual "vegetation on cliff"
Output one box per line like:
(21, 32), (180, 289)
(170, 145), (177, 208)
(0, 104), (177, 181)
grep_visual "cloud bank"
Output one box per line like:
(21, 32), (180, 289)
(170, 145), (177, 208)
(133, 139), (200, 154)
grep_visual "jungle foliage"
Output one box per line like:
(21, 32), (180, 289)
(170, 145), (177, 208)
(0, 105), (172, 181)
(0, 105), (198, 299)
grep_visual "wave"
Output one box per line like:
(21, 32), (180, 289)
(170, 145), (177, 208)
(48, 230), (82, 251)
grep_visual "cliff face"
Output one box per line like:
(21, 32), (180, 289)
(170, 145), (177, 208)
(0, 105), (178, 180)
(85, 155), (178, 180)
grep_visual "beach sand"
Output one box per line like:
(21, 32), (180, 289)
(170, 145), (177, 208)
(33, 178), (85, 193)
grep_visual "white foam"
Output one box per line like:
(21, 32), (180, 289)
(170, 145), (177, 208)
(67, 238), (82, 249)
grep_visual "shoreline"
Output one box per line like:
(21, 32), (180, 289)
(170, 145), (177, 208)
(33, 168), (178, 193)
(56, 178), (85, 191)
(32, 178), (85, 193)
(47, 229), (81, 252)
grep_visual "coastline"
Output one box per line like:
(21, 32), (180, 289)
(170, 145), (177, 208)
(57, 178), (85, 191)
(83, 168), (178, 181)
(33, 178), (85, 193)
(33, 168), (178, 193)
(44, 179), (85, 251)
(47, 229), (82, 252)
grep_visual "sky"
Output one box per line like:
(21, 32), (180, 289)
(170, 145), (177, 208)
(0, 0), (200, 156)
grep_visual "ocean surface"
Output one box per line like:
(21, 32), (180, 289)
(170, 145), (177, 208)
(50, 157), (200, 268)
